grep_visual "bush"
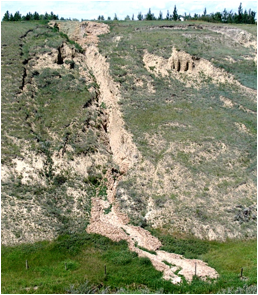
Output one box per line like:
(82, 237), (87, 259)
(86, 175), (102, 186)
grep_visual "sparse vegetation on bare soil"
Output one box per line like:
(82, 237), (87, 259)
(97, 20), (256, 241)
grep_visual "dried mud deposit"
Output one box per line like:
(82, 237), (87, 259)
(53, 21), (219, 284)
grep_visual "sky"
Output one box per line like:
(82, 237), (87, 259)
(1, 0), (257, 20)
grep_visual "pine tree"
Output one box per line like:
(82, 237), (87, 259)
(173, 5), (178, 21)
(242, 9), (248, 23)
(214, 12), (222, 22)
(166, 10), (170, 20)
(44, 12), (49, 20)
(2, 10), (10, 21)
(50, 11), (58, 20)
(137, 12), (143, 20)
(25, 12), (32, 21)
(237, 2), (243, 23)
(114, 13), (118, 21)
(226, 10), (232, 23)
(193, 13), (198, 20)
(158, 11), (163, 20)
(33, 11), (40, 20)
(145, 8), (155, 20)
(13, 11), (22, 21)
(249, 9), (256, 24)
(9, 13), (14, 21)
(222, 9), (228, 22)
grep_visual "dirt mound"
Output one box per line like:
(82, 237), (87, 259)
(143, 47), (194, 77)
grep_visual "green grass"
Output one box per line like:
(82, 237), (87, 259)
(151, 229), (210, 259)
(1, 21), (39, 161)
(98, 21), (256, 163)
(100, 21), (256, 89)
(1, 233), (256, 294)
(1, 233), (163, 294)
(202, 239), (257, 281)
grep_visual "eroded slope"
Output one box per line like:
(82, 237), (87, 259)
(1, 22), (113, 244)
(1, 20), (256, 283)
(53, 20), (218, 283)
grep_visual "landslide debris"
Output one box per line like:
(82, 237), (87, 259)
(2, 20), (255, 284)
(53, 20), (219, 284)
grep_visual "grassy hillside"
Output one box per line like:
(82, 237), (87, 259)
(1, 19), (257, 294)
(1, 21), (112, 244)
(97, 20), (257, 240)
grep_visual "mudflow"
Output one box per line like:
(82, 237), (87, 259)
(51, 21), (219, 284)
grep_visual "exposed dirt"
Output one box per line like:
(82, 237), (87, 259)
(53, 21), (219, 284)
(84, 45), (140, 173)
(143, 46), (255, 95)
(205, 25), (257, 49)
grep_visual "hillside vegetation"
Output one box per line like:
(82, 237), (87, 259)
(1, 19), (257, 293)
(1, 21), (112, 244)
(97, 20), (257, 241)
